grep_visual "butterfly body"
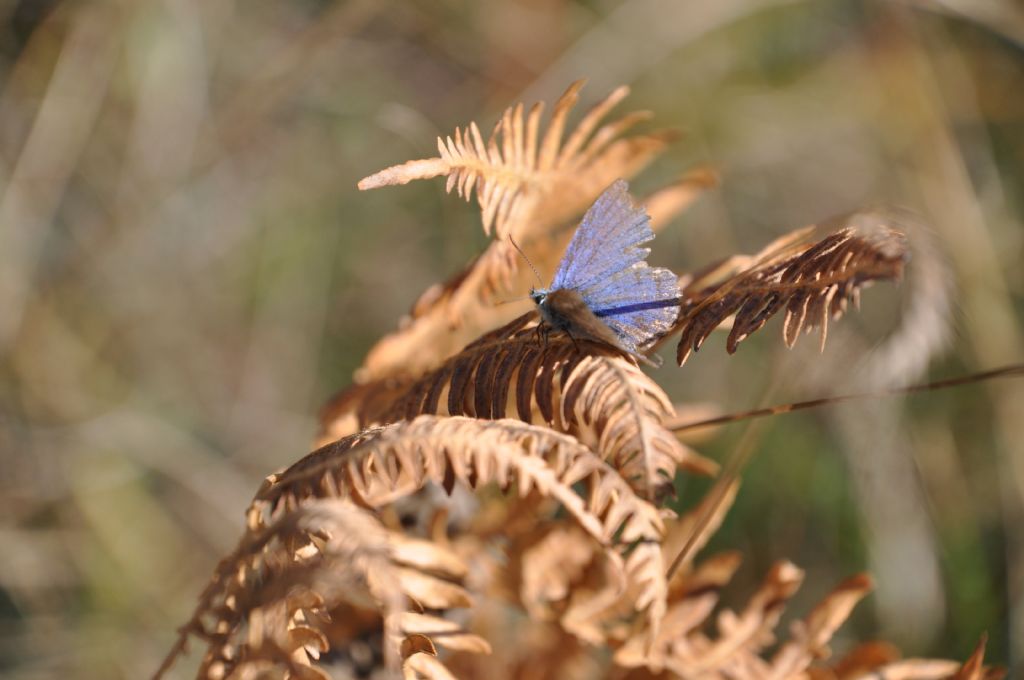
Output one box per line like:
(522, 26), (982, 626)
(531, 287), (652, 363)
(531, 180), (681, 366)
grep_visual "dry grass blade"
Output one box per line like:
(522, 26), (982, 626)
(668, 364), (1024, 435)
(675, 210), (909, 365)
(662, 479), (740, 582)
(369, 316), (716, 498)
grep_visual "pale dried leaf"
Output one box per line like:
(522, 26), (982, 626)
(559, 549), (628, 646)
(390, 535), (469, 579)
(519, 525), (599, 620)
(396, 567), (472, 609)
(403, 651), (459, 680)
(770, 573), (874, 676)
(394, 612), (493, 655)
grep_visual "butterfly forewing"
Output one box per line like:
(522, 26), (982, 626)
(551, 180), (681, 352)
(552, 180), (651, 291)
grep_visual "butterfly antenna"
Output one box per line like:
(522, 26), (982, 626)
(509, 235), (544, 287)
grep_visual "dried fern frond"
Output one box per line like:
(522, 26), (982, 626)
(255, 415), (665, 558)
(368, 317), (715, 498)
(396, 611), (493, 656)
(612, 551), (745, 671)
(156, 499), (478, 680)
(252, 415), (673, 641)
(254, 415), (632, 544)
(349, 174), (714, 388)
(615, 559), (998, 680)
(352, 82), (712, 384)
(674, 210), (909, 365)
(359, 80), (673, 241)
(443, 619), (600, 680)
(615, 560), (805, 674)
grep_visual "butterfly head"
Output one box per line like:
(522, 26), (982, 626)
(530, 287), (559, 329)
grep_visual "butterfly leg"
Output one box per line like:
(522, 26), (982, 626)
(534, 322), (550, 350)
(564, 328), (582, 354)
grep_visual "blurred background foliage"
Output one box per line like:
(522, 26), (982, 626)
(1, 0), (1022, 677)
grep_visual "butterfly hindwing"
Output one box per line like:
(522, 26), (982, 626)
(550, 180), (681, 352)
(589, 266), (680, 351)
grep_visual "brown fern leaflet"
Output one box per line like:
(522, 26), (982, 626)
(674, 211), (910, 365)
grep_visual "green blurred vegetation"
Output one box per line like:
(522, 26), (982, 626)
(1, 0), (1022, 677)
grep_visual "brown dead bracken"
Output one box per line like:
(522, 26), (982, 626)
(156, 82), (1004, 680)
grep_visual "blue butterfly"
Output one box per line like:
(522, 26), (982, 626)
(529, 180), (681, 366)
